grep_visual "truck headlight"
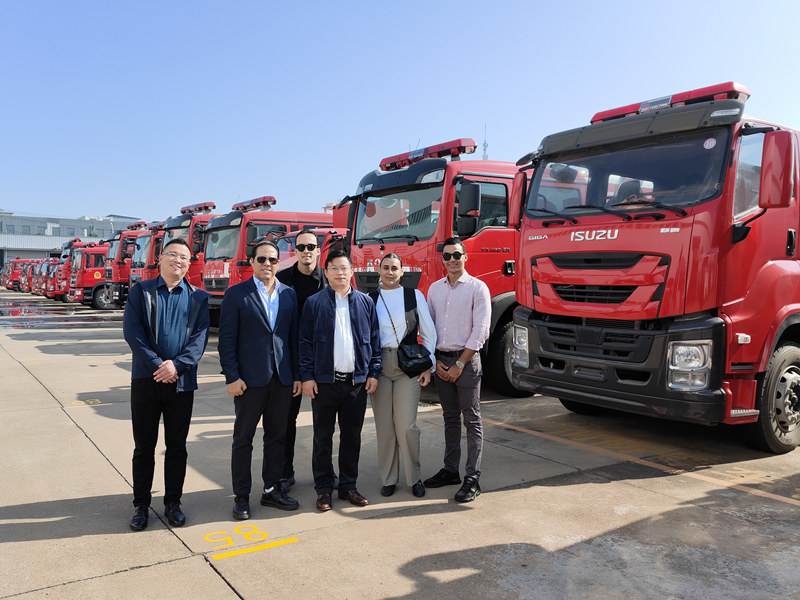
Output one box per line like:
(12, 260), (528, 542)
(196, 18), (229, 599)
(513, 325), (529, 368)
(667, 341), (712, 390)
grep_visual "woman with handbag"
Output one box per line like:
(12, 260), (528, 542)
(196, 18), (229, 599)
(369, 254), (436, 498)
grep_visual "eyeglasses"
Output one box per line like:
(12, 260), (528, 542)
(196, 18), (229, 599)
(442, 251), (464, 261)
(163, 251), (190, 264)
(255, 256), (279, 265)
(295, 243), (317, 252)
(327, 265), (351, 273)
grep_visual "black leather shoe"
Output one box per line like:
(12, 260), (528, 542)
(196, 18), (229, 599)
(412, 480), (425, 498)
(165, 502), (186, 527)
(423, 468), (461, 488)
(380, 485), (396, 497)
(454, 476), (481, 503)
(339, 488), (369, 506)
(316, 492), (332, 512)
(260, 487), (299, 511)
(280, 475), (296, 493)
(129, 505), (149, 531)
(233, 496), (250, 520)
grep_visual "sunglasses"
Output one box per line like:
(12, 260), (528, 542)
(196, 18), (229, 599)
(295, 243), (317, 252)
(442, 251), (464, 261)
(255, 256), (279, 265)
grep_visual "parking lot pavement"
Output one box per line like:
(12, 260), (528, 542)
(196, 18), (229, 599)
(2, 290), (800, 599)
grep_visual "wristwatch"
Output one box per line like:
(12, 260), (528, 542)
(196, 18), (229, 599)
(455, 360), (465, 369)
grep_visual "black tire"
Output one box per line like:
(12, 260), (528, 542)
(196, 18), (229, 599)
(92, 286), (115, 310)
(558, 398), (607, 415)
(485, 320), (533, 398)
(743, 343), (800, 454)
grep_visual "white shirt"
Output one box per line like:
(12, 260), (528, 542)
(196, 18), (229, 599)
(253, 276), (281, 330)
(374, 287), (436, 359)
(333, 289), (355, 373)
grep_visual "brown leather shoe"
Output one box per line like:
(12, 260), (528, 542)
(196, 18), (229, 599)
(316, 492), (332, 512)
(338, 488), (369, 507)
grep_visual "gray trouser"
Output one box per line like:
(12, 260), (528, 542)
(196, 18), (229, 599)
(370, 347), (422, 486)
(436, 354), (482, 479)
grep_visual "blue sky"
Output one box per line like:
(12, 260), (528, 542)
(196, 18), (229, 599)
(1, 0), (798, 221)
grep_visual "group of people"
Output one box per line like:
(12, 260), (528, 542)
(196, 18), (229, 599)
(122, 232), (490, 531)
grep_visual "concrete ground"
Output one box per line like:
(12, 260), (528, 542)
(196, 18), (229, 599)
(1, 290), (799, 599)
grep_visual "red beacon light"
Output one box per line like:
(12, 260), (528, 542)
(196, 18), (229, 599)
(127, 221), (148, 230)
(231, 196), (277, 212)
(379, 138), (478, 172)
(148, 221), (164, 231)
(591, 82), (751, 124)
(180, 201), (216, 215)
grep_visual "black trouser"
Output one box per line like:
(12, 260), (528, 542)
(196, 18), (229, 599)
(131, 378), (194, 507)
(231, 376), (292, 498)
(311, 380), (366, 494)
(281, 393), (303, 480)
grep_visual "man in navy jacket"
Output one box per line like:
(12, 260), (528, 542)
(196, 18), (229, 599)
(123, 238), (210, 531)
(219, 240), (302, 520)
(300, 249), (381, 511)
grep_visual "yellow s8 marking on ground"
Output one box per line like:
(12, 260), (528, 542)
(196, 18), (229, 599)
(212, 536), (298, 560)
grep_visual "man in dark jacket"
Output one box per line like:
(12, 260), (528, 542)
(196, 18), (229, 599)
(122, 238), (210, 531)
(299, 249), (381, 511)
(219, 240), (301, 520)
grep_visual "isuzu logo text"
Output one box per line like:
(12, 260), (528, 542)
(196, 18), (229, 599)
(570, 229), (619, 242)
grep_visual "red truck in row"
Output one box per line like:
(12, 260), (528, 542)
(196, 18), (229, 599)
(67, 242), (109, 304)
(511, 82), (800, 453)
(337, 138), (528, 396)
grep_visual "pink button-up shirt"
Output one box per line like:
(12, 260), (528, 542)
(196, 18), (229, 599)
(427, 272), (490, 352)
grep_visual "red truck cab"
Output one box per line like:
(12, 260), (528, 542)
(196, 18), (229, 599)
(511, 82), (800, 453)
(68, 243), (109, 305)
(337, 138), (528, 396)
(128, 222), (165, 290)
(202, 196), (333, 316)
(161, 202), (217, 289)
(98, 221), (148, 309)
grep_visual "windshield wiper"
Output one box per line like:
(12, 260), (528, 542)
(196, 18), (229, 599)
(208, 255), (232, 261)
(562, 205), (632, 221)
(529, 207), (578, 224)
(354, 237), (383, 245)
(609, 199), (687, 217)
(379, 234), (419, 242)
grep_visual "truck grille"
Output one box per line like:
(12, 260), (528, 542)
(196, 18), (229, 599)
(552, 284), (636, 304)
(203, 278), (229, 292)
(538, 322), (654, 362)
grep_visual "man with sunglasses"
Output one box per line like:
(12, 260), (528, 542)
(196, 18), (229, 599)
(219, 240), (302, 520)
(276, 230), (331, 493)
(423, 237), (490, 502)
(123, 238), (210, 531)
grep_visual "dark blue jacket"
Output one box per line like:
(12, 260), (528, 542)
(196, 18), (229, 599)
(122, 277), (210, 392)
(299, 286), (382, 384)
(218, 278), (299, 387)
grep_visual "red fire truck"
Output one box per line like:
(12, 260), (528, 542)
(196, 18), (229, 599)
(337, 138), (528, 396)
(31, 258), (58, 296)
(52, 238), (85, 301)
(128, 222), (165, 290)
(67, 242), (109, 305)
(202, 196), (333, 315)
(511, 82), (800, 453)
(4, 258), (30, 291)
(95, 221), (148, 309)
(162, 202), (217, 288)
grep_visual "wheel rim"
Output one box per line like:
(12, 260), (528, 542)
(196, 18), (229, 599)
(774, 367), (800, 433)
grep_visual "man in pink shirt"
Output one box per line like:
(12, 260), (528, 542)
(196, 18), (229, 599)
(423, 237), (490, 502)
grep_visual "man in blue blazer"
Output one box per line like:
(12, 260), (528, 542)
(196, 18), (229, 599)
(123, 238), (210, 532)
(218, 239), (302, 520)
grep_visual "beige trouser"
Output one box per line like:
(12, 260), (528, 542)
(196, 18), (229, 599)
(370, 347), (422, 486)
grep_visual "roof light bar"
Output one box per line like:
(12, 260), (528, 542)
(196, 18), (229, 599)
(231, 196), (277, 212)
(591, 82), (751, 124)
(379, 138), (477, 172)
(126, 221), (148, 230)
(180, 201), (217, 215)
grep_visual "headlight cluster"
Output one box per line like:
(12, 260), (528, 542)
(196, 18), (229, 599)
(513, 325), (529, 368)
(667, 341), (712, 390)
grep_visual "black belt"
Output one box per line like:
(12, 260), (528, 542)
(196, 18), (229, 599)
(334, 371), (353, 383)
(435, 349), (463, 358)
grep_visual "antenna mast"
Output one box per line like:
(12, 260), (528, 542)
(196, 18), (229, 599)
(482, 124), (488, 160)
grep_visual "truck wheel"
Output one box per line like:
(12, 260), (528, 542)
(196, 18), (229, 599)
(743, 343), (800, 454)
(559, 398), (607, 415)
(486, 320), (532, 398)
(92, 286), (115, 310)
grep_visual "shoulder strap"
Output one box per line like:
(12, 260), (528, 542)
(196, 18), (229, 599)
(401, 287), (418, 346)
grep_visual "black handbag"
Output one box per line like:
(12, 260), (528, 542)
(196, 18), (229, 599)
(377, 289), (433, 377)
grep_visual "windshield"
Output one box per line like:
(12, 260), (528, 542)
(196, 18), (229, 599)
(355, 184), (443, 243)
(131, 236), (151, 269)
(71, 254), (83, 271)
(205, 227), (240, 261)
(526, 127), (731, 216)
(164, 227), (189, 244)
(107, 240), (120, 261)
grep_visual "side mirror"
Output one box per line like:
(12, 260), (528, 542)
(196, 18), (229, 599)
(509, 171), (528, 228)
(457, 181), (481, 217)
(759, 130), (794, 209)
(245, 226), (258, 245)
